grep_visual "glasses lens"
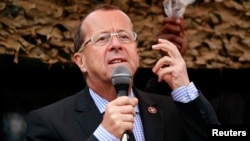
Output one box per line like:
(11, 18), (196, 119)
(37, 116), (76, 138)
(90, 31), (137, 46)
(118, 31), (136, 43)
(92, 33), (111, 46)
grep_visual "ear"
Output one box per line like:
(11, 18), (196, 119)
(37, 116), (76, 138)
(73, 53), (87, 73)
(136, 48), (140, 54)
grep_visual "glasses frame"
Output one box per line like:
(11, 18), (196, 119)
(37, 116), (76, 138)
(78, 31), (137, 52)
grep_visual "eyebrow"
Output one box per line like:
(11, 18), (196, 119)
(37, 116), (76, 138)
(94, 29), (130, 34)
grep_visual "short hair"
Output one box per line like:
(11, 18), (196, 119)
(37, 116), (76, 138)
(73, 4), (122, 53)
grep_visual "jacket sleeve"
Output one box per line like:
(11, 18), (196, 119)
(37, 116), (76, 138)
(174, 90), (220, 141)
(194, 90), (220, 125)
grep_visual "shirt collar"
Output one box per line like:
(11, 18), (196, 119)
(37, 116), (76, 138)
(89, 88), (139, 114)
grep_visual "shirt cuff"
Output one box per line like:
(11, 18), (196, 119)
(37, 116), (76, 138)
(94, 125), (120, 141)
(171, 82), (199, 103)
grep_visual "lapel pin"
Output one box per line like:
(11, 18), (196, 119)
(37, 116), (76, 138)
(148, 106), (157, 114)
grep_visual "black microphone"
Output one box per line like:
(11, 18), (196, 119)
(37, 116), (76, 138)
(111, 65), (132, 97)
(111, 65), (132, 141)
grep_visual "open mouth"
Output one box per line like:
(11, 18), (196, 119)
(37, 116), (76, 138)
(109, 59), (126, 64)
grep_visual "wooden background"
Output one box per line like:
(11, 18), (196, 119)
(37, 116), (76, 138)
(0, 0), (250, 69)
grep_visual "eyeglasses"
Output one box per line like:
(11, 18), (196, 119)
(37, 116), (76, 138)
(78, 31), (137, 52)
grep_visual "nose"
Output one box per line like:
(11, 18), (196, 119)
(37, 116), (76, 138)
(109, 34), (121, 48)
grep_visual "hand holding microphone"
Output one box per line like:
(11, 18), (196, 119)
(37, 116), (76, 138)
(111, 65), (131, 141)
(101, 66), (137, 140)
(111, 66), (136, 141)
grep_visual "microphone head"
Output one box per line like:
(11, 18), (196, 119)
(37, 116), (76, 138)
(111, 65), (132, 86)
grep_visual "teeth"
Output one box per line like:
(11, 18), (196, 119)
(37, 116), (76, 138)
(111, 60), (122, 64)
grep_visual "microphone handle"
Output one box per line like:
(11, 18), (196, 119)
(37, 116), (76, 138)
(117, 90), (129, 141)
(117, 90), (128, 97)
(121, 131), (129, 141)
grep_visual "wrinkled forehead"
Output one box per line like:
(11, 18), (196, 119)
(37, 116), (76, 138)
(81, 9), (134, 34)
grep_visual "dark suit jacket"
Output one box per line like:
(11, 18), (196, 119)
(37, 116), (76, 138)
(26, 86), (219, 141)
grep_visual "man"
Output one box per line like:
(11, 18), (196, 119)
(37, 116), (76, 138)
(26, 4), (219, 141)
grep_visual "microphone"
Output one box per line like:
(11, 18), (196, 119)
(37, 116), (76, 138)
(111, 65), (132, 97)
(111, 65), (132, 141)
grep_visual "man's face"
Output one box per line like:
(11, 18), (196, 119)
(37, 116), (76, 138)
(74, 9), (139, 85)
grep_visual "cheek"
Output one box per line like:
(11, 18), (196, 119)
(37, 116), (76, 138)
(129, 48), (140, 69)
(134, 48), (140, 61)
(135, 54), (140, 67)
(84, 50), (105, 67)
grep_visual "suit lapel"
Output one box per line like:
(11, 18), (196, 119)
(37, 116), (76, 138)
(73, 87), (166, 140)
(133, 88), (165, 141)
(75, 87), (103, 136)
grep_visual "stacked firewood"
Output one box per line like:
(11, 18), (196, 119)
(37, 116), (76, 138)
(0, 0), (249, 69)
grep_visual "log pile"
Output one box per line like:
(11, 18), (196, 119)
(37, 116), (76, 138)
(0, 0), (250, 69)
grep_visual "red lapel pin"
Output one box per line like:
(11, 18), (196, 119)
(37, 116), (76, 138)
(148, 106), (157, 114)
